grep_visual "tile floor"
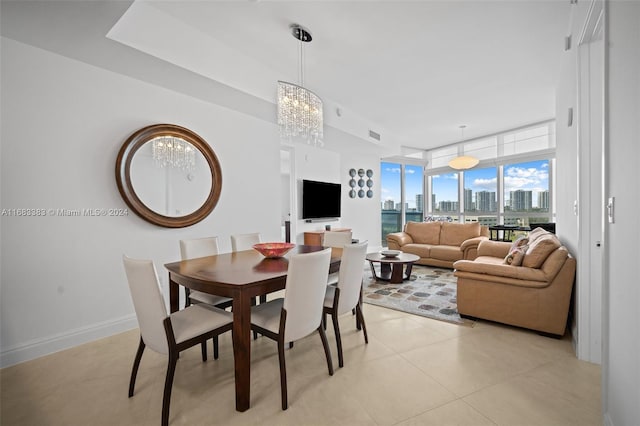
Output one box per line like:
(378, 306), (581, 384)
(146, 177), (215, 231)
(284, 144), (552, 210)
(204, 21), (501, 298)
(0, 304), (601, 425)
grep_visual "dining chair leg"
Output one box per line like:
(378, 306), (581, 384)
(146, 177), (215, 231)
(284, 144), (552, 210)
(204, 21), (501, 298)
(251, 297), (260, 340)
(184, 288), (192, 308)
(201, 341), (207, 361)
(213, 336), (219, 360)
(129, 337), (146, 397)
(162, 353), (178, 426)
(356, 304), (368, 344)
(356, 287), (364, 330)
(277, 337), (288, 410)
(330, 312), (344, 368)
(317, 325), (334, 376)
(322, 312), (327, 330)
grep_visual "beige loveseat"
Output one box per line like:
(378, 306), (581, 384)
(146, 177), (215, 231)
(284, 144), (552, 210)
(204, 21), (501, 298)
(386, 222), (489, 268)
(453, 229), (576, 336)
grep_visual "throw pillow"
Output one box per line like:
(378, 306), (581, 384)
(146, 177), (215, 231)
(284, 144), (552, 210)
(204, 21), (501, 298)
(504, 245), (528, 266)
(510, 236), (529, 251)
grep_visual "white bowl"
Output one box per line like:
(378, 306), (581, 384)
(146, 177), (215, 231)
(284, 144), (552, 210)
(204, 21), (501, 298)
(380, 250), (401, 258)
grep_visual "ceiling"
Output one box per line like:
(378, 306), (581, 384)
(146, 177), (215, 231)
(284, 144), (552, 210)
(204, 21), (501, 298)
(1, 0), (571, 150)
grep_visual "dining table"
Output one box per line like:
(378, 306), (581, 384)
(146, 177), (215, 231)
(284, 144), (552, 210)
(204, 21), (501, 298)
(165, 244), (342, 412)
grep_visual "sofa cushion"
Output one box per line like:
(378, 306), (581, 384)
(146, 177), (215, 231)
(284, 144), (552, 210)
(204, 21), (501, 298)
(405, 222), (441, 245)
(540, 246), (570, 279)
(527, 227), (548, 243)
(453, 259), (548, 283)
(478, 240), (511, 258)
(401, 243), (432, 258)
(429, 245), (464, 262)
(522, 234), (561, 268)
(440, 222), (480, 246)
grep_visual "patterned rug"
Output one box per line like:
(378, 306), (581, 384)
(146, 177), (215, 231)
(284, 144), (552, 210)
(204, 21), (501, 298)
(363, 264), (473, 325)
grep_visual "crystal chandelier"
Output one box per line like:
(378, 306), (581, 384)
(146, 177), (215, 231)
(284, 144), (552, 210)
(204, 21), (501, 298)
(277, 24), (324, 147)
(152, 136), (196, 172)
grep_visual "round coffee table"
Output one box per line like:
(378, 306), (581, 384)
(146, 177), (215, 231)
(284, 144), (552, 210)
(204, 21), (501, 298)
(366, 252), (420, 284)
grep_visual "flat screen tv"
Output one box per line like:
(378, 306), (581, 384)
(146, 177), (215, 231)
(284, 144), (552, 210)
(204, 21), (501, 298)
(302, 179), (341, 220)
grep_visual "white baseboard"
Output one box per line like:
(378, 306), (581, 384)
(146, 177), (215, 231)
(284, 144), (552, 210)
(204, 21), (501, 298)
(0, 314), (138, 368)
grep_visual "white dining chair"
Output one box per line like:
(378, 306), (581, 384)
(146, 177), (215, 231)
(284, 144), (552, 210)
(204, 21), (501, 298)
(231, 232), (262, 252)
(322, 241), (369, 368)
(180, 237), (233, 308)
(231, 232), (267, 305)
(249, 248), (334, 410)
(123, 256), (233, 426)
(179, 237), (233, 358)
(322, 231), (353, 285)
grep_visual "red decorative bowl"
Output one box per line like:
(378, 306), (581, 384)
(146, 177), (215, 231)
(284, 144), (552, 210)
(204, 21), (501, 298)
(253, 242), (296, 258)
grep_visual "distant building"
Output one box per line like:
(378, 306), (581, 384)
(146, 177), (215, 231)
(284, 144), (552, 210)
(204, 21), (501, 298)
(464, 189), (474, 211)
(504, 217), (521, 226)
(476, 191), (497, 212)
(439, 201), (459, 212)
(477, 216), (498, 226)
(416, 194), (423, 212)
(538, 190), (549, 210)
(510, 190), (533, 211)
(383, 199), (395, 210)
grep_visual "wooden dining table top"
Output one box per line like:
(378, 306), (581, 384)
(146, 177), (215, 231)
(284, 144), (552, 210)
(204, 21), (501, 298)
(164, 245), (342, 288)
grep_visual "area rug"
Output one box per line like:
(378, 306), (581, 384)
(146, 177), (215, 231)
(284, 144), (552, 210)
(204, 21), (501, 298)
(362, 264), (473, 326)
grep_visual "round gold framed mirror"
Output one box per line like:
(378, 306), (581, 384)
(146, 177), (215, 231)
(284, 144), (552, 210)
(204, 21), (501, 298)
(115, 124), (222, 228)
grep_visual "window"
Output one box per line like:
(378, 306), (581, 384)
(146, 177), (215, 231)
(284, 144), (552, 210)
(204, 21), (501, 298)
(382, 121), (555, 244)
(464, 167), (498, 226)
(431, 172), (459, 222)
(404, 164), (424, 224)
(380, 162), (402, 243)
(503, 159), (551, 226)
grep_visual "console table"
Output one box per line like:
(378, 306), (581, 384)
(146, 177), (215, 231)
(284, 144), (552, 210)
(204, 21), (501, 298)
(303, 228), (351, 246)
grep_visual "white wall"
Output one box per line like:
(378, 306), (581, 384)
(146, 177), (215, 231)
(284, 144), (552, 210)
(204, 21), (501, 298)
(0, 38), (283, 366)
(326, 132), (383, 250)
(603, 1), (640, 424)
(0, 36), (387, 367)
(289, 139), (381, 250)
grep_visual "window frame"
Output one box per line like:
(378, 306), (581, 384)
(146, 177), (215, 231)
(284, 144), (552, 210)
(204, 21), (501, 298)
(381, 121), (556, 241)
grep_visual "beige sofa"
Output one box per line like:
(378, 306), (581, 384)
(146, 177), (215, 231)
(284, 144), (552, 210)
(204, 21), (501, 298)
(453, 229), (576, 336)
(386, 222), (489, 268)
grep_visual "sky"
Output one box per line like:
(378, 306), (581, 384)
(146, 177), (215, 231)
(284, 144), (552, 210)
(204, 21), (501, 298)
(381, 160), (549, 208)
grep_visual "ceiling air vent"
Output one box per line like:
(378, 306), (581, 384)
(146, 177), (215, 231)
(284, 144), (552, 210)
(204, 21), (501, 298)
(369, 130), (381, 141)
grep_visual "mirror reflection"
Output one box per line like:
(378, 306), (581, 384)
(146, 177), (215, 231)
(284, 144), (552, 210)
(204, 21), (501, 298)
(130, 138), (212, 217)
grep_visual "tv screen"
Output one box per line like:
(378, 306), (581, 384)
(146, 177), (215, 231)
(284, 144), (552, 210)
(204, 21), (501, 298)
(302, 180), (341, 219)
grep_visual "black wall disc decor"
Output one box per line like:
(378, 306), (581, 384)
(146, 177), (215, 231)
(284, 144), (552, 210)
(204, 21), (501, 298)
(349, 168), (373, 198)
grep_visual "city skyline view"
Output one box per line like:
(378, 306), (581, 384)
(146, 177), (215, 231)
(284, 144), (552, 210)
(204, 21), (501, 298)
(381, 160), (549, 210)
